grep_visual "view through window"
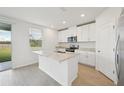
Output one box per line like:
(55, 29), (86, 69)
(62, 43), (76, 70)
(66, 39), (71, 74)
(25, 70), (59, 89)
(0, 30), (11, 63)
(29, 28), (42, 51)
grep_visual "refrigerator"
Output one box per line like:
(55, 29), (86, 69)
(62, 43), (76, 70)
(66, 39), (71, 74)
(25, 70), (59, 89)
(116, 10), (124, 85)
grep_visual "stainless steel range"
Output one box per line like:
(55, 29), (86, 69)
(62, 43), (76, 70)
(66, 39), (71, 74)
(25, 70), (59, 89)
(66, 44), (79, 52)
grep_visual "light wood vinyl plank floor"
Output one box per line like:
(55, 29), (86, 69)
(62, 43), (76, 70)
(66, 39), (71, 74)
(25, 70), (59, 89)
(72, 64), (114, 86)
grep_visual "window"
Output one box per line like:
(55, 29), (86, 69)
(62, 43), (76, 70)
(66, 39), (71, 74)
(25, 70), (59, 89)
(29, 28), (42, 51)
(0, 22), (11, 63)
(0, 30), (11, 62)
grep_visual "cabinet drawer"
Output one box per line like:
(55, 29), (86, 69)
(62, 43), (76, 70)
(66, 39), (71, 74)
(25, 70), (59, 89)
(79, 51), (96, 67)
(79, 52), (88, 64)
(87, 52), (96, 66)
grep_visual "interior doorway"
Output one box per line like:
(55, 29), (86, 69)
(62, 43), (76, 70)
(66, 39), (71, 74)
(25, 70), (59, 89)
(0, 22), (12, 71)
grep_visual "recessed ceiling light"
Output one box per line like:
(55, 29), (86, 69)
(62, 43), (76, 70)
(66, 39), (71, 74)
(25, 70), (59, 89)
(62, 21), (66, 24)
(80, 14), (85, 17)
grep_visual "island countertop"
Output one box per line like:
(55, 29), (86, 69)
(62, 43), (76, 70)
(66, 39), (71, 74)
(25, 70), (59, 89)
(33, 51), (79, 62)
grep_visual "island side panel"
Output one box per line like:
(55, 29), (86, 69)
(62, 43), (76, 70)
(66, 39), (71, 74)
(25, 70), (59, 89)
(67, 55), (78, 85)
(38, 55), (68, 86)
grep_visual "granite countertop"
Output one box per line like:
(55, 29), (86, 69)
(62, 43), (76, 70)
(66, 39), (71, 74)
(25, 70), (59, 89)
(33, 51), (79, 62)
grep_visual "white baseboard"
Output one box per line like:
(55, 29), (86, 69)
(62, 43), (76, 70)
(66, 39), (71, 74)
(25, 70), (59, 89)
(12, 61), (38, 69)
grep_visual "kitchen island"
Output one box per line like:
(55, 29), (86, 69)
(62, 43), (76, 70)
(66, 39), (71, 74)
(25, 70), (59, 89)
(33, 51), (79, 86)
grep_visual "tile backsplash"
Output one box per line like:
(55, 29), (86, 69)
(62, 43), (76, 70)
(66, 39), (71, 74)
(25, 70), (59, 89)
(57, 41), (96, 49)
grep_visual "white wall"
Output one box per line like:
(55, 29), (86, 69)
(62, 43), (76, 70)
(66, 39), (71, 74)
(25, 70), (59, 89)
(12, 22), (42, 68)
(0, 16), (44, 68)
(42, 28), (58, 52)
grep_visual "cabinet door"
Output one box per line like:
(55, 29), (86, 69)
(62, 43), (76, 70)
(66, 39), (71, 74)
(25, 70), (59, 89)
(79, 51), (96, 66)
(65, 29), (72, 37)
(77, 27), (82, 42)
(62, 30), (68, 42)
(88, 23), (96, 41)
(68, 26), (77, 36)
(77, 25), (89, 42)
(88, 52), (96, 66)
(79, 51), (88, 64)
(82, 25), (89, 41)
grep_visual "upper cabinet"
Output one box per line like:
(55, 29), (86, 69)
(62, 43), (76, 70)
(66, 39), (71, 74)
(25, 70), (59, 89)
(58, 26), (77, 42)
(77, 25), (89, 42)
(88, 23), (96, 41)
(68, 26), (77, 36)
(77, 23), (96, 42)
(58, 23), (96, 42)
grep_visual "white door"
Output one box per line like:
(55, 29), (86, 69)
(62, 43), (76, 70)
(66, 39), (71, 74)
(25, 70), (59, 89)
(96, 20), (117, 81)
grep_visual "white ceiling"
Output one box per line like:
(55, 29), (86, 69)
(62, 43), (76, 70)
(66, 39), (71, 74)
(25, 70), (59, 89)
(0, 7), (106, 30)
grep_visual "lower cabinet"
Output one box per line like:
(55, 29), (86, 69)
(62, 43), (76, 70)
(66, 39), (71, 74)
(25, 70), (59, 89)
(87, 52), (96, 67)
(77, 51), (96, 67)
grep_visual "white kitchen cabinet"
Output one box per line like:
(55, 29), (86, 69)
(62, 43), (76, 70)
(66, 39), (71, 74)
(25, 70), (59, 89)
(62, 30), (68, 42)
(58, 23), (96, 42)
(58, 26), (77, 42)
(77, 25), (89, 42)
(87, 52), (96, 66)
(79, 51), (89, 65)
(77, 27), (82, 41)
(77, 23), (96, 42)
(65, 29), (72, 37)
(76, 51), (96, 67)
(68, 26), (77, 36)
(88, 23), (96, 41)
(82, 25), (89, 41)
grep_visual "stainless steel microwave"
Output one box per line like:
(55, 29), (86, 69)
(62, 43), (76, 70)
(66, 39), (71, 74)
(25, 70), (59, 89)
(67, 36), (77, 43)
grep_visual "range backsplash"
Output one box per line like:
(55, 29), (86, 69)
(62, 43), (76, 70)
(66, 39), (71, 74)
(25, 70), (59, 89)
(57, 42), (96, 49)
